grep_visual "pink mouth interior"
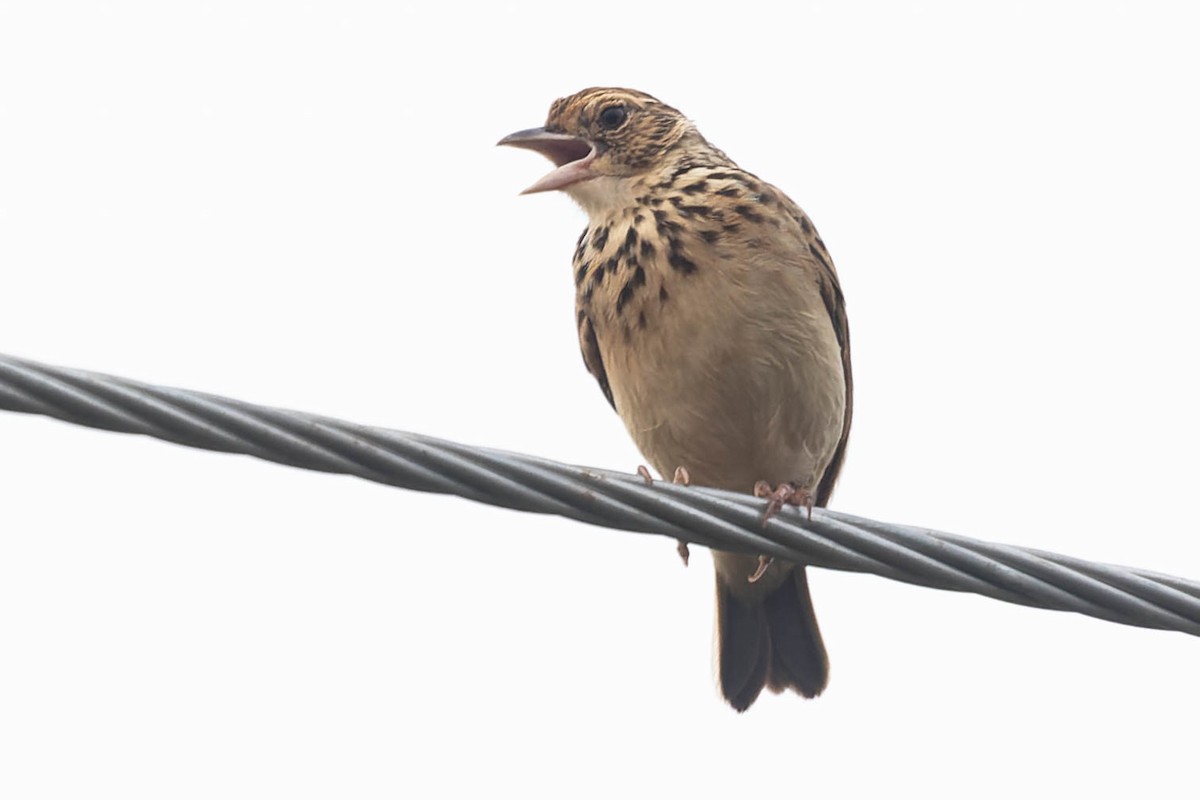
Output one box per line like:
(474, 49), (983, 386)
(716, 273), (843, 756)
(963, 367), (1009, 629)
(540, 138), (593, 166)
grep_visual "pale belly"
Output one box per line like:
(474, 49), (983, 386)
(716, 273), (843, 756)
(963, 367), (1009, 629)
(600, 292), (846, 496)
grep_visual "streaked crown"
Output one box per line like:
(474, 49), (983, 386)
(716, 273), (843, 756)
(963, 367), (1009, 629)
(543, 87), (693, 171)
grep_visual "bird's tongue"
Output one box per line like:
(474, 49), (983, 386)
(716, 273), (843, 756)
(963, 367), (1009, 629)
(521, 149), (597, 194)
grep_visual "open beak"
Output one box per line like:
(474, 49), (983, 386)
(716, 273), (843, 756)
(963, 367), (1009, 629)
(497, 127), (598, 194)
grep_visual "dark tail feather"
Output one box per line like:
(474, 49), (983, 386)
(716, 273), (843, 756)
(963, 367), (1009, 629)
(715, 576), (771, 711)
(764, 566), (829, 697)
(716, 566), (828, 711)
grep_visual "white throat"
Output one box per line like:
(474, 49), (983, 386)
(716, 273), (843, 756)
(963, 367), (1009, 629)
(564, 175), (641, 219)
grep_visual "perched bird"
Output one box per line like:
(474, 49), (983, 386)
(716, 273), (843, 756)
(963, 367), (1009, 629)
(499, 88), (852, 711)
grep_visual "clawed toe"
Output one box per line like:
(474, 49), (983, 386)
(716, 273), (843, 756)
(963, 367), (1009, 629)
(753, 480), (813, 525)
(747, 555), (772, 583)
(749, 481), (812, 580)
(673, 466), (692, 566)
(638, 465), (693, 567)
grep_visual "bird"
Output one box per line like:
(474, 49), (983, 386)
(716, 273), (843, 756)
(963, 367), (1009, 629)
(498, 88), (852, 711)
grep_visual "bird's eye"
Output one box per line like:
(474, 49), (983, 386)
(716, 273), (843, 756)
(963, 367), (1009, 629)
(598, 105), (628, 130)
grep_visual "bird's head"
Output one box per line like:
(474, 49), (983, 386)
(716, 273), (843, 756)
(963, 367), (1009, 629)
(498, 87), (695, 214)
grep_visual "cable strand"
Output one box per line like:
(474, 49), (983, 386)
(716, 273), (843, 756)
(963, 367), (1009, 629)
(3, 352), (1198, 637)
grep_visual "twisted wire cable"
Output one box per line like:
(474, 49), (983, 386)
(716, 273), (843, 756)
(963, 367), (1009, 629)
(2, 352), (1199, 636)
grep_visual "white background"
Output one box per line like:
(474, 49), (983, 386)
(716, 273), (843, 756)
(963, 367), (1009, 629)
(2, 2), (1198, 797)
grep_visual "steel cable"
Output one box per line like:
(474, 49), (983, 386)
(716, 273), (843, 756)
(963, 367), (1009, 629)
(2, 352), (1198, 635)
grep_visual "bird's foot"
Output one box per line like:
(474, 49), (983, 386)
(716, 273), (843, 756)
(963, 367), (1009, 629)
(747, 555), (773, 584)
(676, 540), (691, 567)
(636, 465), (692, 566)
(752, 481), (813, 526)
(672, 466), (691, 566)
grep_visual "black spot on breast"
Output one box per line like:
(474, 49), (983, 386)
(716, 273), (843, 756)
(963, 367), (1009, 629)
(734, 205), (765, 224)
(638, 310), (647, 329)
(668, 249), (698, 274)
(654, 209), (682, 235)
(604, 257), (620, 275)
(640, 239), (655, 257)
(667, 197), (713, 219)
(634, 212), (645, 224)
(592, 226), (609, 251)
(615, 264), (647, 316)
(668, 164), (701, 184)
(716, 187), (740, 198)
(574, 259), (590, 286)
(623, 227), (639, 254)
(699, 229), (720, 244)
(799, 215), (813, 235)
(706, 172), (735, 181)
(659, 285), (670, 303)
(682, 180), (708, 195)
(616, 283), (635, 314)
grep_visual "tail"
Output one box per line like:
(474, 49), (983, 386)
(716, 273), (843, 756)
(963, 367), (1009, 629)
(715, 566), (828, 712)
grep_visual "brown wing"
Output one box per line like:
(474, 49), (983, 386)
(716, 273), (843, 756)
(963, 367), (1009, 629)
(808, 232), (853, 508)
(776, 194), (852, 507)
(573, 223), (616, 411)
(718, 175), (851, 506)
(577, 307), (615, 410)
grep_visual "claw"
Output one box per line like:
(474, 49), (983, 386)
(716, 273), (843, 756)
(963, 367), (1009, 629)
(753, 481), (813, 526)
(672, 466), (692, 566)
(641, 465), (692, 567)
(748, 555), (773, 584)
